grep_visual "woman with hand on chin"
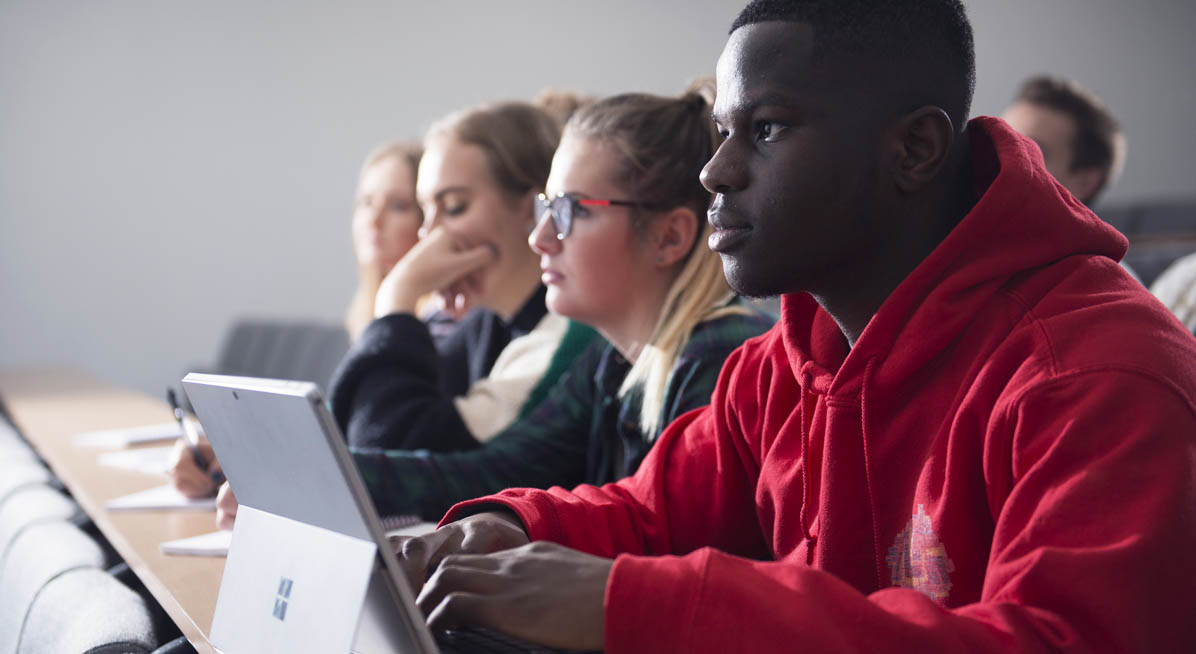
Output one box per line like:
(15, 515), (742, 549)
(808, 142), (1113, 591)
(189, 102), (597, 524)
(329, 101), (597, 453)
(351, 81), (775, 522)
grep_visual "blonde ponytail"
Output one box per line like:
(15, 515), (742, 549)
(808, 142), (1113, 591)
(619, 220), (746, 437)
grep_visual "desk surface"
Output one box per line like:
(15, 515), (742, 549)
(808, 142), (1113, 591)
(0, 367), (224, 654)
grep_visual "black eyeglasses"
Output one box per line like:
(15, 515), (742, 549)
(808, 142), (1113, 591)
(534, 192), (647, 240)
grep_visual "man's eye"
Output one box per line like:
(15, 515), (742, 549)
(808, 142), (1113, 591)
(443, 203), (466, 216)
(755, 121), (783, 142)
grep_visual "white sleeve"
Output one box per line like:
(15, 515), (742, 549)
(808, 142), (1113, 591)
(452, 313), (569, 441)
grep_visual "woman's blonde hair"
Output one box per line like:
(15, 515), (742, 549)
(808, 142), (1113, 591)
(565, 78), (747, 437)
(425, 101), (562, 202)
(358, 140), (422, 191)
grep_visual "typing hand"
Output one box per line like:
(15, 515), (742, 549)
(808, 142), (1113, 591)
(215, 482), (238, 530)
(391, 511), (529, 595)
(374, 227), (494, 318)
(166, 438), (222, 499)
(418, 541), (611, 651)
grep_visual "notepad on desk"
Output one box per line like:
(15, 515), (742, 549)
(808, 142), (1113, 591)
(74, 422), (184, 449)
(161, 529), (233, 557)
(97, 445), (174, 476)
(105, 484), (216, 512)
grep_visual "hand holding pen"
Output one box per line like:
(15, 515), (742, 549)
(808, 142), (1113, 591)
(166, 388), (225, 499)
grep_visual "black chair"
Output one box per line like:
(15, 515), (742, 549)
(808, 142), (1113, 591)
(181, 319), (349, 410)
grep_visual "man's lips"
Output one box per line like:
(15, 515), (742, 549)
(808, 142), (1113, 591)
(707, 207), (752, 253)
(707, 202), (750, 227)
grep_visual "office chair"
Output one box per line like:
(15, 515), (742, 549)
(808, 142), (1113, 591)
(0, 462), (52, 511)
(180, 319), (349, 411)
(0, 520), (108, 653)
(0, 421), (37, 468)
(17, 567), (156, 654)
(0, 485), (81, 566)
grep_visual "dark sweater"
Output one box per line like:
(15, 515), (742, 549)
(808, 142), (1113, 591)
(328, 287), (556, 451)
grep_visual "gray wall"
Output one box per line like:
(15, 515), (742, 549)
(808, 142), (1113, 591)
(3, 0), (1194, 395)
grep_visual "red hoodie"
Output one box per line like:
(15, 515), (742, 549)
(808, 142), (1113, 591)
(444, 118), (1196, 653)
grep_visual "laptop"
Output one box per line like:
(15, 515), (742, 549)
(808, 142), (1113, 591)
(182, 373), (592, 654)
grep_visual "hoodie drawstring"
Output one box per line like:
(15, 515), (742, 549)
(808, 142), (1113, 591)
(798, 379), (817, 564)
(859, 357), (886, 589)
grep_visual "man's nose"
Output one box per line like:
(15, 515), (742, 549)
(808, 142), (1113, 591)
(700, 141), (747, 194)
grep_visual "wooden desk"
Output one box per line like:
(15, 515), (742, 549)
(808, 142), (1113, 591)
(0, 367), (223, 654)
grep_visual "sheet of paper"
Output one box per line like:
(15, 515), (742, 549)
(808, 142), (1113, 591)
(384, 520), (437, 538)
(105, 484), (216, 512)
(74, 422), (183, 449)
(97, 445), (174, 477)
(160, 529), (232, 557)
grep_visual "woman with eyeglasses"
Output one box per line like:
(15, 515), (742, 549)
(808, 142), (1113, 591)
(350, 80), (776, 521)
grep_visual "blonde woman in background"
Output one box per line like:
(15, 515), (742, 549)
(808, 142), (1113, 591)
(351, 81), (776, 521)
(345, 142), (425, 342)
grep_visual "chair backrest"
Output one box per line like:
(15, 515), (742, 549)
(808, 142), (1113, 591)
(0, 485), (81, 567)
(0, 421), (37, 468)
(0, 521), (108, 654)
(211, 319), (349, 386)
(0, 440), (37, 468)
(0, 463), (52, 511)
(17, 567), (156, 654)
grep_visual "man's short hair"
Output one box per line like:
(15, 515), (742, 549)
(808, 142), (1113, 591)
(1014, 75), (1126, 195)
(730, 0), (976, 132)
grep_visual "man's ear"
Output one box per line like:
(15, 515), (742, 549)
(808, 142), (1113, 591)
(649, 207), (699, 269)
(892, 106), (955, 193)
(1069, 167), (1106, 205)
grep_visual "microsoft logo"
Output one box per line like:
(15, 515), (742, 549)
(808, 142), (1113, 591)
(272, 577), (293, 621)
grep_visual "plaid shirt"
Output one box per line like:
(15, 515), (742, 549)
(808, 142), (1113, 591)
(352, 303), (775, 521)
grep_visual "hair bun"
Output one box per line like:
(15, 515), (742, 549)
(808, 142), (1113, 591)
(533, 88), (594, 127)
(683, 76), (716, 111)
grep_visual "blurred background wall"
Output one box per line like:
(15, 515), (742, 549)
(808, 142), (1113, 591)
(3, 0), (1194, 395)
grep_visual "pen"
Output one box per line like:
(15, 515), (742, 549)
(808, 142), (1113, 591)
(166, 388), (226, 488)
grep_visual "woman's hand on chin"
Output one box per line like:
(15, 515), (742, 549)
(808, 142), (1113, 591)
(375, 228), (494, 318)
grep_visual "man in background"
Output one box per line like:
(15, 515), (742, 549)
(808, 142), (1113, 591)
(1001, 75), (1126, 207)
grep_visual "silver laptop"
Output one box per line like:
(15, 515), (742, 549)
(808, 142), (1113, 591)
(183, 373), (584, 654)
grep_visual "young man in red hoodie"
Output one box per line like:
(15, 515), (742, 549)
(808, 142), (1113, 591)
(391, 1), (1196, 651)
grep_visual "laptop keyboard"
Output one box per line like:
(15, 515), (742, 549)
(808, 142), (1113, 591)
(438, 626), (601, 654)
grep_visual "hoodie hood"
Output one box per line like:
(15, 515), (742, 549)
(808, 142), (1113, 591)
(781, 116), (1128, 394)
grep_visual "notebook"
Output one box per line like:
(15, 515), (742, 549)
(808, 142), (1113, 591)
(74, 422), (183, 449)
(105, 483), (216, 512)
